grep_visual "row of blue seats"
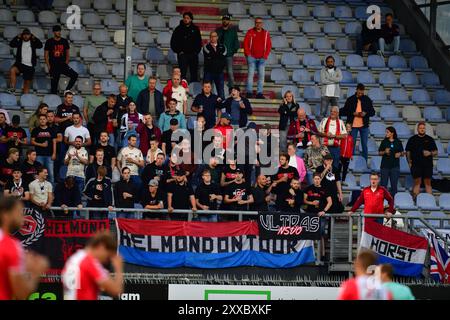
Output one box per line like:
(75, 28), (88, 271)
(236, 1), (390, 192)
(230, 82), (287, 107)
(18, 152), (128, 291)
(395, 193), (450, 211)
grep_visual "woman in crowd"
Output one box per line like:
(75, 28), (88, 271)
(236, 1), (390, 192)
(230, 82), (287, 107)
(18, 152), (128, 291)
(28, 103), (49, 133)
(278, 91), (299, 153)
(378, 126), (404, 196)
(119, 101), (143, 147)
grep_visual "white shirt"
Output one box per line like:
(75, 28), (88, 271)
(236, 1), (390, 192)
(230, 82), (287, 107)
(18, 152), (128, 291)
(64, 125), (90, 143)
(65, 146), (88, 178)
(117, 146), (144, 176)
(289, 155), (298, 169)
(146, 147), (163, 164)
(319, 117), (347, 146)
(171, 85), (187, 114)
(21, 41), (32, 67)
(29, 179), (53, 204)
(325, 68), (337, 97)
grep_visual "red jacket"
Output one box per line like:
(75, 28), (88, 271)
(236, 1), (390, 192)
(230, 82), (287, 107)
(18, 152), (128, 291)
(351, 186), (394, 214)
(287, 117), (318, 145)
(243, 28), (272, 60)
(136, 122), (162, 156)
(214, 124), (233, 149)
(340, 135), (354, 159)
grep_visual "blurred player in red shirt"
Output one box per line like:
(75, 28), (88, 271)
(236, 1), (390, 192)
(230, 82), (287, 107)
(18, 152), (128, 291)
(0, 197), (49, 300)
(61, 230), (124, 300)
(338, 250), (392, 300)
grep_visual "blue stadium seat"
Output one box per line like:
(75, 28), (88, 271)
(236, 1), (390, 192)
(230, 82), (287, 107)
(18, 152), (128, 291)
(80, 45), (99, 60)
(420, 72), (441, 87)
(266, 53), (279, 67)
(378, 71), (398, 87)
(132, 14), (146, 30)
(271, 4), (289, 18)
(367, 138), (380, 156)
(388, 55), (407, 70)
(355, 6), (368, 20)
(33, 77), (50, 92)
(292, 69), (313, 85)
(0, 93), (18, 108)
(341, 70), (354, 84)
(356, 71), (375, 85)
(281, 85), (301, 101)
(343, 173), (360, 191)
(313, 70), (321, 83)
(434, 90), (450, 105)
(344, 21), (361, 35)
(272, 35), (289, 50)
(94, 0), (113, 10)
(263, 19), (278, 33)
(359, 174), (370, 187)
(345, 54), (366, 70)
(406, 211), (426, 228)
(402, 105), (422, 121)
(3, 26), (20, 40)
(72, 0), (91, 9)
(112, 63), (124, 77)
(0, 43), (10, 58)
(158, 0), (176, 14)
(228, 2), (246, 16)
(303, 86), (321, 100)
(54, 0), (70, 9)
(249, 4), (268, 17)
(334, 5), (353, 19)
(424, 106), (444, 122)
(90, 62), (108, 77)
(101, 79), (119, 94)
(238, 19), (253, 32)
(298, 102), (312, 116)
(292, 36), (312, 51)
(136, 0), (154, 12)
(349, 156), (369, 173)
(0, 75), (6, 88)
(428, 211), (447, 228)
(105, 13), (123, 28)
(399, 157), (410, 174)
(368, 88), (387, 102)
(0, 9), (14, 24)
(73, 95), (84, 109)
(20, 94), (39, 109)
(302, 53), (321, 68)
(82, 12), (101, 27)
(335, 38), (353, 52)
(400, 39), (417, 53)
(77, 78), (93, 93)
(281, 52), (300, 67)
(270, 68), (289, 84)
(147, 15), (166, 29)
(132, 47), (144, 61)
(302, 21), (321, 34)
(395, 193), (416, 210)
(369, 156), (382, 171)
(189, 82), (202, 96)
(156, 31), (172, 46)
(412, 89), (432, 105)
(399, 72), (419, 87)
(417, 193), (439, 210)
(42, 94), (61, 109)
(92, 29), (110, 43)
(313, 5), (332, 19)
(38, 11), (57, 25)
(146, 47), (165, 63)
(102, 46), (121, 61)
(439, 194), (450, 210)
(434, 140), (446, 157)
(292, 4), (309, 18)
(281, 20), (300, 33)
(313, 38), (332, 51)
(135, 31), (153, 45)
(437, 158), (450, 175)
(17, 9), (36, 24)
(168, 16), (180, 29)
(393, 122), (412, 138)
(167, 49), (177, 64)
(390, 88), (410, 104)
(369, 122), (387, 138)
(323, 21), (341, 34)
(409, 56), (429, 71)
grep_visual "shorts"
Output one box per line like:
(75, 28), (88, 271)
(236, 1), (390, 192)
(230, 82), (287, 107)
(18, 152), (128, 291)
(411, 165), (433, 179)
(14, 62), (35, 80)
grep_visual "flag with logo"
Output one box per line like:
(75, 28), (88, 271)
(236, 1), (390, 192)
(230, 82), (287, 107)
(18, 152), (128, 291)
(360, 220), (428, 277)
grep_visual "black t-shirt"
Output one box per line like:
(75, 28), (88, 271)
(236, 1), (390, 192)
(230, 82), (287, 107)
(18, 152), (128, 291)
(222, 165), (241, 184)
(141, 162), (168, 188)
(225, 182), (251, 211)
(315, 165), (341, 197)
(273, 166), (299, 197)
(89, 143), (116, 166)
(276, 188), (304, 212)
(5, 179), (28, 198)
(405, 134), (437, 168)
(195, 182), (221, 210)
(20, 160), (42, 186)
(56, 104), (80, 133)
(141, 190), (165, 219)
(168, 182), (194, 209)
(304, 185), (328, 214)
(44, 37), (70, 65)
(0, 159), (20, 184)
(90, 179), (106, 206)
(162, 129), (182, 156)
(31, 126), (56, 156)
(250, 185), (268, 211)
(4, 126), (27, 151)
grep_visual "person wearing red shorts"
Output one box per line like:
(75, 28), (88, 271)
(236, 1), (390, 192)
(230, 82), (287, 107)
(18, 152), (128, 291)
(61, 231), (124, 300)
(0, 198), (48, 300)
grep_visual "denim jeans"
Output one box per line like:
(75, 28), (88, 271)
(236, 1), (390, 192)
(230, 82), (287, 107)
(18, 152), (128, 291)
(73, 176), (85, 196)
(225, 56), (235, 88)
(246, 56), (266, 94)
(130, 175), (142, 191)
(379, 36), (400, 53)
(351, 127), (369, 161)
(204, 72), (225, 100)
(36, 155), (54, 183)
(320, 96), (338, 119)
(295, 147), (306, 158)
(380, 167), (400, 196)
(195, 214), (218, 222)
(327, 146), (341, 169)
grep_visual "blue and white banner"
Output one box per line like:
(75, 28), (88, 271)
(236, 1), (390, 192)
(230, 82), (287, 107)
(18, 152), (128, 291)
(116, 219), (315, 268)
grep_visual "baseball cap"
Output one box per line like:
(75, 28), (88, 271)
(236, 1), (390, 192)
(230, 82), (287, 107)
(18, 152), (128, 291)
(247, 122), (257, 130)
(235, 167), (243, 174)
(52, 25), (61, 32)
(11, 115), (20, 124)
(222, 14), (231, 20)
(175, 168), (186, 176)
(169, 118), (179, 126)
(220, 112), (231, 120)
(148, 179), (159, 187)
(22, 28), (31, 35)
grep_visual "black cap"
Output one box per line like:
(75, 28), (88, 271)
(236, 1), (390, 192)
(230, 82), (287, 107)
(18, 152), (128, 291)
(169, 118), (179, 126)
(22, 28), (31, 35)
(235, 167), (243, 174)
(11, 115), (20, 124)
(52, 25), (61, 32)
(222, 14), (231, 20)
(175, 168), (186, 176)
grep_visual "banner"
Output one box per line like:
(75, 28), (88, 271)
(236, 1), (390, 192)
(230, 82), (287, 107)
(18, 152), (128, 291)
(257, 211), (321, 240)
(43, 219), (109, 271)
(14, 207), (46, 253)
(421, 229), (450, 283)
(117, 219), (315, 269)
(360, 220), (428, 277)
